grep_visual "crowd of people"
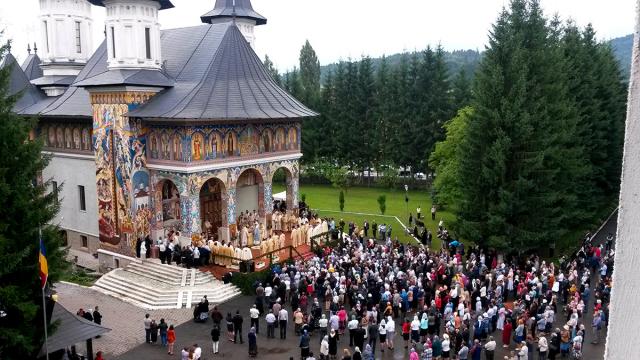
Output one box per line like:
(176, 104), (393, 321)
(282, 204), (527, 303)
(197, 212), (614, 360)
(128, 204), (614, 360)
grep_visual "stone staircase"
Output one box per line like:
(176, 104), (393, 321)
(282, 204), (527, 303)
(92, 260), (241, 310)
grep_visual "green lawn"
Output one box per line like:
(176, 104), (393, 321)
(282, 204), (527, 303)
(273, 183), (456, 246)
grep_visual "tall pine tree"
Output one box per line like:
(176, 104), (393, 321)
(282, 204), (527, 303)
(0, 43), (68, 358)
(457, 0), (586, 251)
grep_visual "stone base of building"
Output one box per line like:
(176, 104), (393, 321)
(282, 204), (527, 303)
(61, 228), (100, 255)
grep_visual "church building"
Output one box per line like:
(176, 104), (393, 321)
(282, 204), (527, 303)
(3, 0), (316, 258)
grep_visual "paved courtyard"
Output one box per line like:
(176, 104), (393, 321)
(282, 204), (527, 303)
(54, 282), (193, 357)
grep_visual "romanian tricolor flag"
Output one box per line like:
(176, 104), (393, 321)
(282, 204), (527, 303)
(39, 235), (48, 289)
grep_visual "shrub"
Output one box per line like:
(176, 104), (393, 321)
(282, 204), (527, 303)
(377, 195), (387, 215)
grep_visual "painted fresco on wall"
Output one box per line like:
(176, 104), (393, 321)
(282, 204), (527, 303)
(225, 131), (237, 157)
(275, 128), (285, 151)
(82, 128), (91, 150)
(93, 104), (119, 245)
(261, 129), (272, 153)
(150, 134), (159, 159)
(192, 132), (205, 161)
(172, 134), (182, 161)
(288, 127), (298, 150)
(93, 101), (151, 251)
(64, 128), (72, 149)
(208, 132), (222, 160)
(239, 126), (259, 156)
(148, 123), (300, 164)
(48, 127), (55, 147)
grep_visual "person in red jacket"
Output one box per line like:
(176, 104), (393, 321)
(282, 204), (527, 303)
(167, 325), (176, 355)
(502, 319), (513, 348)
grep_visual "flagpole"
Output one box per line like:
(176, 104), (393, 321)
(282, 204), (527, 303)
(39, 227), (49, 360)
(42, 286), (49, 360)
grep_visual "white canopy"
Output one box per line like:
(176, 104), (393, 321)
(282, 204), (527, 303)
(273, 191), (287, 202)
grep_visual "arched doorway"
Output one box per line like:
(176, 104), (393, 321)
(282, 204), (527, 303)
(161, 180), (181, 230)
(200, 177), (227, 240)
(272, 167), (294, 212)
(236, 169), (264, 226)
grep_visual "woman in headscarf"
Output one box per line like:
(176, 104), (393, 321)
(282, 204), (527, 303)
(320, 335), (330, 360)
(432, 335), (442, 359)
(362, 344), (373, 360)
(352, 346), (362, 360)
(409, 347), (420, 360)
(248, 327), (257, 357)
(420, 313), (429, 342)
(378, 319), (387, 353)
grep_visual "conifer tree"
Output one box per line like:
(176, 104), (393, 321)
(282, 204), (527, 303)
(299, 40), (321, 107)
(0, 43), (67, 358)
(457, 0), (586, 251)
(263, 54), (281, 85)
(452, 68), (472, 109)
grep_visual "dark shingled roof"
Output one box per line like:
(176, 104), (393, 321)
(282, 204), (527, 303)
(87, 0), (174, 10)
(32, 42), (109, 118)
(21, 53), (43, 80)
(201, 0), (267, 25)
(73, 68), (174, 88)
(15, 23), (315, 120)
(128, 24), (316, 120)
(32, 75), (77, 87)
(38, 303), (111, 357)
(1, 53), (48, 113)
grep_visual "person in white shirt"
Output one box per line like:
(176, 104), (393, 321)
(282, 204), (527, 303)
(265, 285), (273, 298)
(265, 310), (276, 338)
(538, 336), (548, 359)
(378, 319), (387, 352)
(385, 317), (395, 350)
(441, 333), (451, 358)
(192, 247), (200, 267)
(278, 308), (288, 339)
(484, 336), (497, 360)
(192, 343), (202, 360)
(249, 305), (260, 334)
(517, 341), (528, 360)
(318, 314), (328, 342)
(348, 315), (359, 346)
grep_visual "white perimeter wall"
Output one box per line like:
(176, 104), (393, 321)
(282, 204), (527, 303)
(237, 184), (259, 217)
(43, 153), (99, 238)
(605, 0), (640, 357)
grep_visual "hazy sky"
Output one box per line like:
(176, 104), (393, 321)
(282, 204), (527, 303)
(0, 0), (635, 71)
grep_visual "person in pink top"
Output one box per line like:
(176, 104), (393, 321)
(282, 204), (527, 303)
(338, 307), (347, 335)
